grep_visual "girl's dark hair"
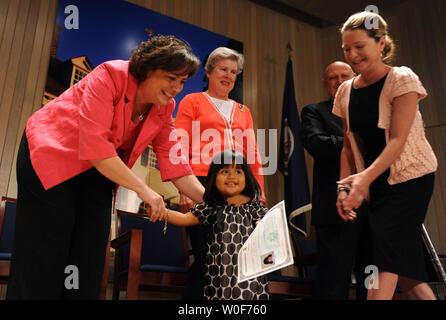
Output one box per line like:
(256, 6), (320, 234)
(129, 35), (200, 83)
(204, 150), (261, 205)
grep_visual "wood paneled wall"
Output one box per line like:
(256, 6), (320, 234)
(0, 0), (445, 253)
(0, 0), (58, 200)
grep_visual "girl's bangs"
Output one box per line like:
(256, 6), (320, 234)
(221, 162), (243, 170)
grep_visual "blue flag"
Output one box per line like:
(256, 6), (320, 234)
(278, 59), (311, 234)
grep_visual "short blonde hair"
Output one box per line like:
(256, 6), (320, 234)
(205, 47), (244, 74)
(341, 11), (395, 64)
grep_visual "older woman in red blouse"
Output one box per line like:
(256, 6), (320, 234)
(7, 36), (204, 299)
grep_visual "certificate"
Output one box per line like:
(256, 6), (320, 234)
(237, 201), (294, 283)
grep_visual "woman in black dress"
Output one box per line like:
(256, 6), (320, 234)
(333, 12), (437, 300)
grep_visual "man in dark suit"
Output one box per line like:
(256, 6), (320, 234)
(300, 61), (370, 299)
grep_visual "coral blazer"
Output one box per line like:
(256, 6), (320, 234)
(26, 60), (192, 190)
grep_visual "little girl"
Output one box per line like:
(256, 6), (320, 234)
(150, 150), (269, 300)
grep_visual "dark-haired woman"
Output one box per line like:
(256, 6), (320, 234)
(333, 12), (437, 300)
(7, 35), (205, 299)
(147, 150), (269, 300)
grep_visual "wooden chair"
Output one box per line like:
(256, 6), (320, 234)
(111, 207), (190, 300)
(0, 197), (17, 284)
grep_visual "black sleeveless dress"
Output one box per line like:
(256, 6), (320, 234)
(348, 75), (434, 282)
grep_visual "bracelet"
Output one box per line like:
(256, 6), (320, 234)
(337, 183), (351, 195)
(163, 208), (170, 235)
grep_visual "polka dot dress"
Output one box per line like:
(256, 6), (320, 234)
(191, 200), (269, 300)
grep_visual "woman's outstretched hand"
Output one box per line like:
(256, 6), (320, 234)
(138, 186), (166, 222)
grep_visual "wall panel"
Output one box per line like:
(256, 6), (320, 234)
(0, 0), (58, 198)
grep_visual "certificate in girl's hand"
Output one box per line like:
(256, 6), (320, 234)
(237, 201), (294, 283)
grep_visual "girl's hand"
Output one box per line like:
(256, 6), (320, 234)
(337, 172), (370, 212)
(138, 186), (166, 222)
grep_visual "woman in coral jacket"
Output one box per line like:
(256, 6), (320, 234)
(7, 36), (205, 299)
(174, 47), (264, 299)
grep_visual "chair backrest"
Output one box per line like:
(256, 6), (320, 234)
(116, 207), (189, 272)
(288, 203), (312, 237)
(0, 197), (17, 258)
